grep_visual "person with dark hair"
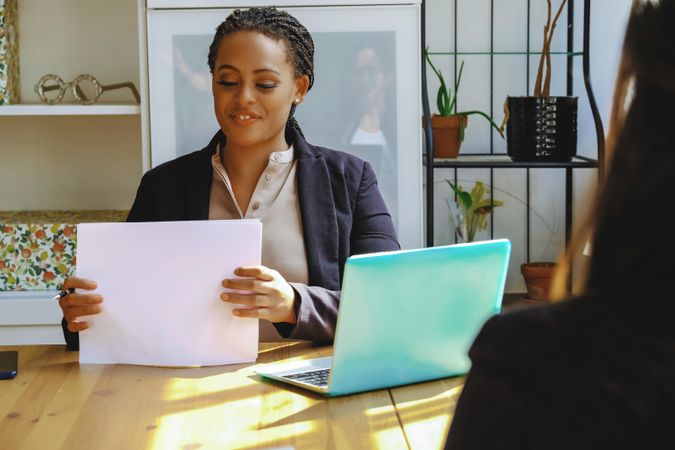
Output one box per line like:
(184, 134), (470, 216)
(341, 45), (398, 221)
(58, 6), (399, 348)
(443, 1), (675, 449)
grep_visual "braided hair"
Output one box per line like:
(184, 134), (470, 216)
(207, 6), (314, 138)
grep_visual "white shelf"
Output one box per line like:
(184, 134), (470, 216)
(0, 103), (141, 116)
(0, 291), (65, 344)
(147, 0), (421, 8)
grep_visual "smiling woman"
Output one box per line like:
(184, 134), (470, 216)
(209, 30), (310, 214)
(210, 32), (308, 153)
(58, 6), (400, 350)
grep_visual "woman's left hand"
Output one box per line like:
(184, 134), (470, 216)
(220, 266), (297, 324)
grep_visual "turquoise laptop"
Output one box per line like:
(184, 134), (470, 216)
(255, 239), (511, 396)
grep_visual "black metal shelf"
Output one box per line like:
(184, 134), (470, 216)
(427, 154), (598, 169)
(421, 0), (606, 256)
(427, 51), (584, 56)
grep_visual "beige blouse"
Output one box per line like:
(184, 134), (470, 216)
(209, 144), (308, 341)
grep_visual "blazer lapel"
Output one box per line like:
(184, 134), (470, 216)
(190, 129), (340, 287)
(187, 130), (223, 220)
(294, 133), (340, 289)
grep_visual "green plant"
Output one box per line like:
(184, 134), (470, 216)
(446, 180), (503, 242)
(424, 47), (504, 140)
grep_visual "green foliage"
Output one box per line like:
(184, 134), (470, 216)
(425, 49), (463, 116)
(424, 47), (505, 139)
(447, 180), (503, 242)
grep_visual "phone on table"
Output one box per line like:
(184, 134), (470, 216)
(0, 350), (18, 380)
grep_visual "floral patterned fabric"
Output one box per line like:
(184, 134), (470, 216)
(0, 210), (127, 291)
(0, 0), (20, 105)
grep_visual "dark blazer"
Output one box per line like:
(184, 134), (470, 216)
(444, 297), (675, 450)
(63, 129), (399, 349)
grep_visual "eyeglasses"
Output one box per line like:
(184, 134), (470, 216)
(34, 74), (140, 105)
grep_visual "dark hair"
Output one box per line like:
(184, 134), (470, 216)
(207, 6), (315, 138)
(553, 0), (675, 307)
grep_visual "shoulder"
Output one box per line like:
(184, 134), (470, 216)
(139, 142), (215, 188)
(466, 298), (675, 448)
(473, 295), (675, 391)
(295, 136), (374, 186)
(302, 141), (369, 172)
(469, 298), (603, 375)
(143, 148), (212, 181)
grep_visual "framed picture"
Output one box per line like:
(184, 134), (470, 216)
(145, 3), (423, 249)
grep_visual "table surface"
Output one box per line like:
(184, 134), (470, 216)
(0, 342), (464, 450)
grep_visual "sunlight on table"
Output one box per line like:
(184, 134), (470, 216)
(149, 365), (409, 449)
(392, 381), (464, 450)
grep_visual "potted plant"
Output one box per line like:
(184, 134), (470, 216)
(424, 48), (504, 158)
(446, 178), (560, 301)
(446, 180), (503, 243)
(503, 0), (578, 162)
(520, 261), (557, 302)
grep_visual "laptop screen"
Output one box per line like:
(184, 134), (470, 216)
(327, 239), (511, 395)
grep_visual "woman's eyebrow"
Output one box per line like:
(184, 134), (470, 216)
(216, 64), (239, 72)
(253, 68), (281, 75)
(215, 64), (281, 76)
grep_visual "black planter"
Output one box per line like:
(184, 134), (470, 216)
(506, 96), (578, 162)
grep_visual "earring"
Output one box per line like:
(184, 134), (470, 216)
(294, 98), (300, 104)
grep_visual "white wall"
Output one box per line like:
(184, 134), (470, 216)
(0, 0), (142, 343)
(425, 0), (632, 292)
(0, 0), (142, 211)
(1, 0), (633, 282)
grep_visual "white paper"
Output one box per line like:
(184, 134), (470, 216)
(76, 220), (261, 367)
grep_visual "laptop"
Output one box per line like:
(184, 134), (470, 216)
(255, 239), (511, 396)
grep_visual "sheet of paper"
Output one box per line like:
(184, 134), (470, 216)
(76, 220), (261, 367)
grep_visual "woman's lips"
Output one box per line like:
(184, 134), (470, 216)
(230, 113), (260, 126)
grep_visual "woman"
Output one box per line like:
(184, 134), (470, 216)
(59, 7), (399, 349)
(444, 1), (675, 448)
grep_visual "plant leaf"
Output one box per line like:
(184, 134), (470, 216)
(448, 60), (464, 115)
(439, 85), (451, 116)
(471, 181), (486, 205)
(457, 110), (505, 138)
(474, 199), (504, 209)
(436, 88), (445, 116)
(425, 48), (452, 116)
(474, 205), (501, 215)
(442, 87), (451, 115)
(446, 180), (472, 208)
(424, 47), (445, 85)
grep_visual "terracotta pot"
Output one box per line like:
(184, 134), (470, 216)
(424, 114), (468, 159)
(521, 261), (557, 302)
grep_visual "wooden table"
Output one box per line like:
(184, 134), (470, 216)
(0, 343), (464, 450)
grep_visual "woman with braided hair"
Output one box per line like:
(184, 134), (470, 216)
(58, 6), (399, 347)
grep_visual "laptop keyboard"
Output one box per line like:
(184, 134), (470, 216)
(284, 369), (330, 387)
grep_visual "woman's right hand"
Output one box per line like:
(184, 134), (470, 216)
(59, 277), (103, 332)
